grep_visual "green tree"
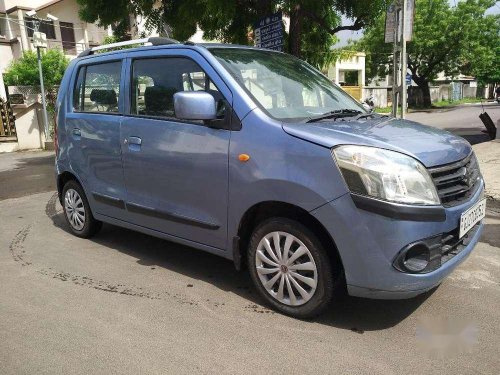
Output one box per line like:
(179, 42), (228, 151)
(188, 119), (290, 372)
(459, 11), (500, 85)
(355, 0), (498, 107)
(3, 49), (69, 135)
(76, 0), (389, 69)
(3, 49), (69, 89)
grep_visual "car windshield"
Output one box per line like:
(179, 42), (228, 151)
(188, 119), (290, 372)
(209, 47), (366, 122)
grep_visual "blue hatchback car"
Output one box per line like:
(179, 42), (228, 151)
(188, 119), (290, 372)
(55, 38), (486, 318)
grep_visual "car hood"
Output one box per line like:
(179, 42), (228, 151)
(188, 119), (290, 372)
(282, 116), (471, 167)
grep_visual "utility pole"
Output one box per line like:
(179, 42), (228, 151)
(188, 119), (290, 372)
(400, 0), (407, 119)
(390, 0), (411, 119)
(26, 10), (58, 142)
(36, 38), (50, 141)
(31, 18), (50, 141)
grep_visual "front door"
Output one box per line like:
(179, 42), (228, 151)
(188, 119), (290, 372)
(120, 54), (232, 250)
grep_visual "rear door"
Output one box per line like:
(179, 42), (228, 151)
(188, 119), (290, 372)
(66, 58), (127, 220)
(120, 50), (233, 250)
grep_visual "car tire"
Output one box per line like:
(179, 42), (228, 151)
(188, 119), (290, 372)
(62, 180), (102, 238)
(247, 217), (336, 319)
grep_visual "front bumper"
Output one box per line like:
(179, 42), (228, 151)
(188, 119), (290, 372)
(311, 179), (485, 299)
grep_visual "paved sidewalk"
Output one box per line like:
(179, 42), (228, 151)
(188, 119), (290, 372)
(473, 140), (500, 207)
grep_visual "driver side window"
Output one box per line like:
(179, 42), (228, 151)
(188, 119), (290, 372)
(131, 57), (226, 121)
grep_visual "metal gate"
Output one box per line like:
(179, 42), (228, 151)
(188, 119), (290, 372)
(450, 82), (463, 102)
(342, 86), (362, 100)
(0, 98), (16, 140)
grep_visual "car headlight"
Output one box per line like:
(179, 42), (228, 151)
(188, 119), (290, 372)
(332, 145), (440, 205)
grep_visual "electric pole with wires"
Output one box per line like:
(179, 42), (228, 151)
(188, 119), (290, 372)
(385, 0), (415, 119)
(25, 10), (59, 142)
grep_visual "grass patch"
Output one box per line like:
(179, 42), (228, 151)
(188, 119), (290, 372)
(374, 97), (483, 113)
(374, 107), (401, 114)
(432, 97), (483, 107)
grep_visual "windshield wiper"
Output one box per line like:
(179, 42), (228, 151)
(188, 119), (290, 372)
(353, 112), (378, 121)
(306, 109), (363, 123)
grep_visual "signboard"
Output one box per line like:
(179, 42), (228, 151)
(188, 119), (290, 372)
(384, 0), (415, 43)
(406, 73), (412, 85)
(254, 11), (283, 51)
(32, 32), (48, 48)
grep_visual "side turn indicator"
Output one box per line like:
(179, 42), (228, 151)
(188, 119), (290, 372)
(238, 154), (250, 162)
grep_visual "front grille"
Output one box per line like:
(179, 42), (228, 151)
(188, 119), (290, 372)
(428, 152), (481, 207)
(440, 222), (480, 264)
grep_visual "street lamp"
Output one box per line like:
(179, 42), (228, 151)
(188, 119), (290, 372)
(25, 10), (58, 143)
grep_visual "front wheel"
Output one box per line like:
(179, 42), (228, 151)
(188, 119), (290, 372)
(247, 218), (336, 318)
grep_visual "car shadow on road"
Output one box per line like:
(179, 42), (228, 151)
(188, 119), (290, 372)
(447, 127), (492, 145)
(47, 197), (433, 332)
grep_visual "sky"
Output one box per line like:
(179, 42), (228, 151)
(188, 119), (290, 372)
(335, 0), (499, 47)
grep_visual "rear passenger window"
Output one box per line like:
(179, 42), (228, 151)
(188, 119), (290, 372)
(73, 61), (122, 113)
(131, 58), (225, 120)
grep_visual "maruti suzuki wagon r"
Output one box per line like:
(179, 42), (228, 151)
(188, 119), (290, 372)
(55, 38), (485, 318)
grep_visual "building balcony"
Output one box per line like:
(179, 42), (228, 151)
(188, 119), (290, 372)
(28, 37), (97, 57)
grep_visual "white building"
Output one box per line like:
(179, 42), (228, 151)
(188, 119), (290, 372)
(0, 0), (112, 96)
(0, 0), (111, 152)
(326, 52), (366, 100)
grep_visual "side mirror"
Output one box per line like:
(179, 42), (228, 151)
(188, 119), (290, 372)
(174, 91), (217, 120)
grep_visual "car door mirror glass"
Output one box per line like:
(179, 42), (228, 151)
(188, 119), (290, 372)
(174, 91), (217, 121)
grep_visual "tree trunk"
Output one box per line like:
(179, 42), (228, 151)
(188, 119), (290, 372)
(288, 4), (302, 57)
(412, 75), (432, 108)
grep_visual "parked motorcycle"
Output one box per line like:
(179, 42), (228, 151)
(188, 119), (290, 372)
(362, 95), (375, 112)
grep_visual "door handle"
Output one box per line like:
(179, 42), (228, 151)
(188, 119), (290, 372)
(128, 136), (142, 145)
(127, 136), (142, 151)
(72, 128), (81, 140)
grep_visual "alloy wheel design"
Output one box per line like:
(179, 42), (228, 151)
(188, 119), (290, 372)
(255, 231), (318, 306)
(64, 188), (86, 231)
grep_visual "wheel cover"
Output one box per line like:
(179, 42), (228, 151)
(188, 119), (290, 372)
(64, 188), (86, 231)
(255, 231), (318, 306)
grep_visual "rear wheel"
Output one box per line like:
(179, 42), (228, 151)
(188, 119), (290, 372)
(247, 218), (335, 318)
(62, 180), (102, 238)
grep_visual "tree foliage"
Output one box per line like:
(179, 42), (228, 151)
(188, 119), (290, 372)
(77, 0), (389, 69)
(3, 49), (70, 135)
(3, 49), (69, 89)
(459, 9), (500, 84)
(355, 0), (499, 106)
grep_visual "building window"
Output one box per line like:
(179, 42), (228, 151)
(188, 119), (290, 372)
(25, 18), (56, 39)
(0, 17), (5, 36)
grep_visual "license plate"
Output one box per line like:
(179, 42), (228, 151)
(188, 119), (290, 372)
(459, 198), (486, 238)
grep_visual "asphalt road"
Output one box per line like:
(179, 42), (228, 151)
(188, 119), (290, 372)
(1, 191), (499, 374)
(407, 103), (500, 145)
(1, 106), (499, 374)
(0, 151), (55, 200)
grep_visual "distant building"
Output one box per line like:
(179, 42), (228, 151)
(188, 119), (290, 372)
(0, 0), (112, 98)
(326, 52), (366, 100)
(0, 0), (112, 151)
